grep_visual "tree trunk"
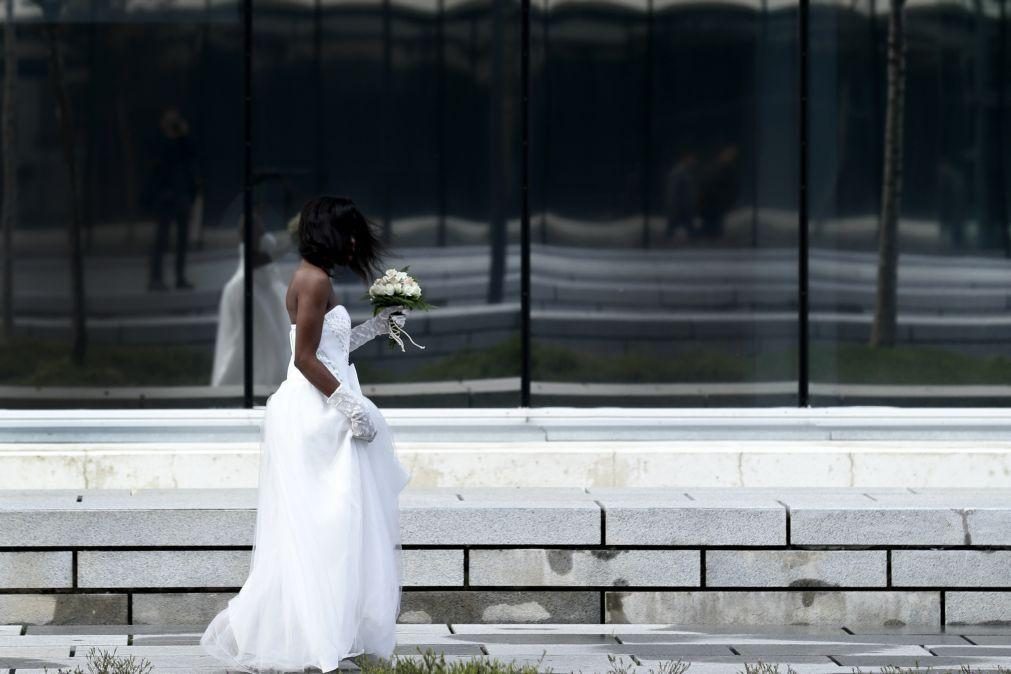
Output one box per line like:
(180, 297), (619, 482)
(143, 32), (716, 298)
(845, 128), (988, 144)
(870, 0), (905, 348)
(45, 23), (86, 364)
(2, 0), (16, 340)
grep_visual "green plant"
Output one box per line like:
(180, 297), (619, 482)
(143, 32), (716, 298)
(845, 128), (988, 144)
(608, 653), (690, 674)
(357, 647), (549, 674)
(46, 647), (153, 674)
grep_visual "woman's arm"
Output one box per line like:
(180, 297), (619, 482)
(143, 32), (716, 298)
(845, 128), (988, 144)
(292, 273), (342, 397)
(348, 306), (406, 352)
(291, 273), (377, 441)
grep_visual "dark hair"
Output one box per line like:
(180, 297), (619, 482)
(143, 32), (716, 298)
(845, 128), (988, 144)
(296, 196), (385, 282)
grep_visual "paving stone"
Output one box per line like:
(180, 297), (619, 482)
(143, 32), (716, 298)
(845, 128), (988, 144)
(26, 624), (204, 635)
(131, 592), (234, 625)
(0, 552), (72, 590)
(77, 550), (249, 588)
(947, 592), (1011, 626)
(399, 591), (598, 624)
(706, 549), (886, 588)
(0, 655), (78, 670)
(603, 591), (940, 627)
(0, 634), (126, 646)
(931, 645), (1011, 656)
(617, 633), (968, 646)
(393, 643), (485, 656)
(469, 549), (699, 587)
(482, 642), (732, 656)
(636, 663), (843, 674)
(598, 492), (785, 545)
(732, 643), (931, 656)
(402, 549), (463, 586)
(969, 635), (1011, 644)
(0, 594), (127, 625)
(441, 633), (618, 646)
(0, 627), (20, 636)
(401, 499), (600, 545)
(837, 655), (1011, 667)
(893, 550), (1011, 587)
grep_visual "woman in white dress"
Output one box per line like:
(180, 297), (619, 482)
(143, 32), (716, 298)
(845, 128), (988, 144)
(211, 220), (293, 390)
(201, 196), (411, 672)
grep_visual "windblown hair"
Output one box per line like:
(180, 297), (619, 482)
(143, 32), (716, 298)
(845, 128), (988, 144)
(296, 196), (385, 282)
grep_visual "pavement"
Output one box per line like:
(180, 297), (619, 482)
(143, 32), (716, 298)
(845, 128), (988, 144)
(4, 623), (1011, 673)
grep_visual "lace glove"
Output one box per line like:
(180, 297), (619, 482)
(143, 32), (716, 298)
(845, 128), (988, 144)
(348, 306), (407, 353)
(325, 385), (377, 442)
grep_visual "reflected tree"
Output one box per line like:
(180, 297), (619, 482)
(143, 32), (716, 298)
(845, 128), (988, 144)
(2, 0), (16, 339)
(870, 0), (905, 347)
(34, 0), (86, 362)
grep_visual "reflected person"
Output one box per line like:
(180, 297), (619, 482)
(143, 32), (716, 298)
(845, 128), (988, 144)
(664, 151), (699, 240)
(145, 108), (199, 291)
(211, 213), (294, 389)
(697, 145), (740, 240)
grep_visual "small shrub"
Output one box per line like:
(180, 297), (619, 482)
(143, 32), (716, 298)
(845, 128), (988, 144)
(357, 647), (549, 674)
(46, 647), (153, 674)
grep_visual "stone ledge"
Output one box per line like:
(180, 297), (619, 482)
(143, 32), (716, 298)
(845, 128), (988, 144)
(0, 488), (1009, 628)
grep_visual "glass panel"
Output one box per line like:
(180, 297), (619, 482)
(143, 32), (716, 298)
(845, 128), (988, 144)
(1, 0), (244, 407)
(252, 0), (522, 407)
(808, 0), (1011, 405)
(529, 0), (799, 406)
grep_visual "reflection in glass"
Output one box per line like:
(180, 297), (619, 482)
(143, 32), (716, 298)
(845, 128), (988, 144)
(1, 1), (244, 407)
(808, 0), (1011, 405)
(529, 0), (799, 406)
(252, 0), (522, 407)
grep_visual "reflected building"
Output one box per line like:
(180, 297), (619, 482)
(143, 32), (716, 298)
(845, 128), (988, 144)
(0, 0), (1008, 408)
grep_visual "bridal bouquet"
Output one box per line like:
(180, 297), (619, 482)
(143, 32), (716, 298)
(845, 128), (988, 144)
(366, 267), (433, 351)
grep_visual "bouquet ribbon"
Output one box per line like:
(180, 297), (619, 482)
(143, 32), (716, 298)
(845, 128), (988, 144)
(388, 319), (426, 352)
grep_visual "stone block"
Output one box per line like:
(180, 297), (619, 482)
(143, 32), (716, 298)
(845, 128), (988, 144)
(0, 594), (127, 625)
(603, 591), (940, 627)
(78, 550), (250, 588)
(131, 593), (235, 625)
(0, 509), (255, 547)
(705, 550), (886, 588)
(398, 591), (598, 624)
(947, 592), (1011, 626)
(789, 505), (966, 546)
(0, 552), (72, 589)
(402, 549), (463, 587)
(893, 550), (1011, 587)
(400, 499), (599, 545)
(598, 492), (785, 545)
(469, 549), (699, 587)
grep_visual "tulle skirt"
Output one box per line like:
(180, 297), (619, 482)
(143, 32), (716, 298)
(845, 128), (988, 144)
(201, 363), (410, 673)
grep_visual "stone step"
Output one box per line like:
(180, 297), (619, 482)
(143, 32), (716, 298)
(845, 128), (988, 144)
(0, 488), (1010, 628)
(4, 408), (1011, 490)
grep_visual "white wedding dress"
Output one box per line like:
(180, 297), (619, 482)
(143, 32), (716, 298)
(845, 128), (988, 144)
(202, 304), (411, 673)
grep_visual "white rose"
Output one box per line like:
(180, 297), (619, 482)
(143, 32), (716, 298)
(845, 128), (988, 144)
(410, 285), (422, 298)
(384, 284), (395, 296)
(397, 271), (409, 282)
(385, 268), (397, 276)
(393, 282), (403, 294)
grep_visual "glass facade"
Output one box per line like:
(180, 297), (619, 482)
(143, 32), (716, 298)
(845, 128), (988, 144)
(0, 0), (1007, 408)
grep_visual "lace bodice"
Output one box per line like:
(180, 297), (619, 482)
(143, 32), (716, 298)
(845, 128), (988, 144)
(288, 305), (351, 379)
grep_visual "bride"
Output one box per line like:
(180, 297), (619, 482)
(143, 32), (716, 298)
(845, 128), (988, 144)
(201, 196), (412, 672)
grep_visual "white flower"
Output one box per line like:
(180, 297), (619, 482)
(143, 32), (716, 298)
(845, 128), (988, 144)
(408, 285), (422, 298)
(382, 283), (394, 296)
(393, 282), (403, 294)
(397, 271), (409, 282)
